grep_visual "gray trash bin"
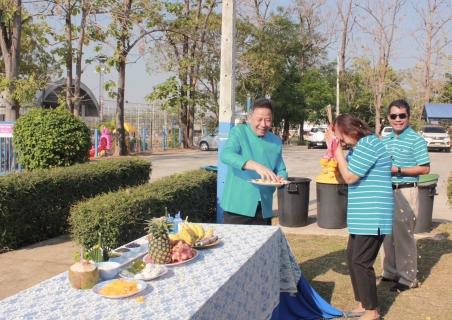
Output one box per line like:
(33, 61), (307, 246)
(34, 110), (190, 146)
(277, 177), (311, 227)
(414, 174), (439, 234)
(316, 182), (348, 229)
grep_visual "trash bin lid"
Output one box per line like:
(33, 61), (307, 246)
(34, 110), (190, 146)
(200, 165), (218, 171)
(418, 174), (439, 186)
(315, 170), (346, 185)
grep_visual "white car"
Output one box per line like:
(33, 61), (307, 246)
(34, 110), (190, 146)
(419, 125), (450, 152)
(381, 126), (393, 138)
(307, 126), (328, 149)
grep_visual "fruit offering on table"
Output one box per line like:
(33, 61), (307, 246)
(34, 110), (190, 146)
(171, 241), (196, 262)
(120, 260), (167, 280)
(99, 279), (139, 296)
(68, 260), (99, 290)
(145, 217), (173, 264)
(168, 222), (216, 246)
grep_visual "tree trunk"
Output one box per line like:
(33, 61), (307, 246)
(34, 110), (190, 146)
(339, 0), (353, 75)
(65, 0), (74, 113)
(114, 58), (128, 156)
(113, 0), (132, 156)
(0, 0), (22, 121)
(74, 0), (89, 117)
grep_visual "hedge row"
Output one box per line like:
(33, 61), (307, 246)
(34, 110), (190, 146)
(69, 169), (217, 249)
(0, 158), (152, 250)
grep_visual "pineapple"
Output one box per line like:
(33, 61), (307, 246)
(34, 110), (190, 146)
(145, 217), (173, 264)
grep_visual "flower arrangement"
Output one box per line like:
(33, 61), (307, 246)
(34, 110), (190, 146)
(320, 156), (338, 177)
(321, 105), (340, 176)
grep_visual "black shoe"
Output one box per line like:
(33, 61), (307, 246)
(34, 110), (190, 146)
(381, 277), (397, 282)
(390, 283), (410, 292)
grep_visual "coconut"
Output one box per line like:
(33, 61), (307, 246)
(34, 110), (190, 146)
(68, 260), (99, 290)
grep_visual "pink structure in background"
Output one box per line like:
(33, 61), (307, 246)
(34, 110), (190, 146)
(89, 127), (112, 158)
(101, 126), (111, 150)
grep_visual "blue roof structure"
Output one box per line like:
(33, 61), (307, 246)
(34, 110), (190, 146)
(423, 104), (452, 122)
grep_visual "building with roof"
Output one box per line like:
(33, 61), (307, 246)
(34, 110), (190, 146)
(0, 78), (100, 121)
(422, 103), (452, 124)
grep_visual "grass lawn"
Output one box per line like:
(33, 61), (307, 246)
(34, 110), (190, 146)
(286, 223), (452, 320)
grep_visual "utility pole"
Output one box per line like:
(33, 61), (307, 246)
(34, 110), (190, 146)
(217, 0), (236, 223)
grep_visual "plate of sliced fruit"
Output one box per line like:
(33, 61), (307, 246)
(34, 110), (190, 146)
(119, 260), (169, 281)
(92, 278), (147, 299)
(248, 179), (290, 187)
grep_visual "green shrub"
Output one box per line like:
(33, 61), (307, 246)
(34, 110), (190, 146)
(70, 169), (217, 248)
(12, 107), (91, 170)
(0, 158), (151, 250)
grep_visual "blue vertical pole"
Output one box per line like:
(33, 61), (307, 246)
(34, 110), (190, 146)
(203, 128), (207, 136)
(94, 129), (99, 157)
(179, 128), (182, 147)
(142, 128), (146, 151)
(247, 93), (251, 114)
(162, 127), (166, 151)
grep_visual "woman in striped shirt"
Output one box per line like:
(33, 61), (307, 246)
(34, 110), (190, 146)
(325, 114), (394, 320)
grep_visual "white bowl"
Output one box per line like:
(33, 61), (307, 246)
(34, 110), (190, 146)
(114, 247), (132, 259)
(124, 243), (141, 254)
(96, 262), (120, 280)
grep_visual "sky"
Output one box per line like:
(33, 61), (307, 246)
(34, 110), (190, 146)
(74, 0), (445, 106)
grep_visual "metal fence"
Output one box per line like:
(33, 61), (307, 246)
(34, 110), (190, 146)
(0, 136), (21, 175)
(85, 100), (206, 151)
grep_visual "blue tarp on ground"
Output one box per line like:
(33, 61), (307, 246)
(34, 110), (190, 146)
(272, 274), (344, 320)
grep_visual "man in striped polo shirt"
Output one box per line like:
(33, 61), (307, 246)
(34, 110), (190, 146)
(380, 100), (430, 292)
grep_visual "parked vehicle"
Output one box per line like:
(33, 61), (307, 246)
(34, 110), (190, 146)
(380, 126), (393, 138)
(307, 126), (328, 149)
(198, 130), (219, 151)
(419, 125), (450, 152)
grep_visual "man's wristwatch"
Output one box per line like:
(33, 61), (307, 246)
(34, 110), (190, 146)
(396, 167), (402, 177)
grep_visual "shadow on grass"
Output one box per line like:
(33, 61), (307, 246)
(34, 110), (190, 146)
(291, 231), (452, 318)
(377, 232), (452, 316)
(297, 248), (349, 305)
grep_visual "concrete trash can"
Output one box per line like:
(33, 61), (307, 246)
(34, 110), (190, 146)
(414, 174), (439, 234)
(277, 177), (311, 227)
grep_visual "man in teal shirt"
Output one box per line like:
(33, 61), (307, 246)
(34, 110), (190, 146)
(220, 98), (288, 225)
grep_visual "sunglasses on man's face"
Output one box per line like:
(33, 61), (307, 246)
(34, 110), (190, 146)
(389, 113), (408, 120)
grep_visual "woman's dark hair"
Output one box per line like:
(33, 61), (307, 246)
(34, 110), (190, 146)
(334, 114), (374, 141)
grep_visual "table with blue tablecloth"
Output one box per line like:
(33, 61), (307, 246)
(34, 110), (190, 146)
(0, 224), (343, 320)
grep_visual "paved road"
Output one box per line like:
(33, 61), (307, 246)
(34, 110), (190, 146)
(144, 146), (451, 224)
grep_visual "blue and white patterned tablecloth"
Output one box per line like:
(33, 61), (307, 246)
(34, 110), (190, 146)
(0, 225), (301, 320)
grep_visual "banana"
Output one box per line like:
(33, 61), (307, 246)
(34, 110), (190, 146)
(195, 224), (205, 239)
(179, 228), (194, 245)
(181, 223), (196, 239)
(204, 226), (214, 238)
(189, 222), (199, 239)
(168, 233), (181, 241)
